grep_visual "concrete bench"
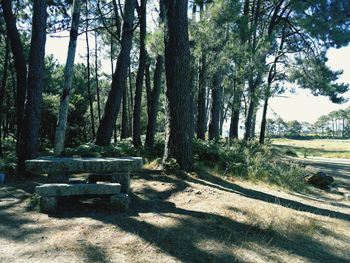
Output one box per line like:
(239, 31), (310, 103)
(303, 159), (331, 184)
(26, 157), (143, 212)
(35, 183), (128, 213)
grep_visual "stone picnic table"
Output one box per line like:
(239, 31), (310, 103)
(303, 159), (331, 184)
(25, 156), (143, 212)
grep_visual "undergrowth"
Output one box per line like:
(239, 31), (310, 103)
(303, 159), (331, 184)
(193, 139), (307, 191)
(0, 136), (307, 191)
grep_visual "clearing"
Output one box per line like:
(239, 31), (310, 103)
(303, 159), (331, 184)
(272, 138), (350, 159)
(1, 162), (350, 263)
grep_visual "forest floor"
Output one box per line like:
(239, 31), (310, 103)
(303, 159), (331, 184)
(272, 138), (350, 159)
(1, 161), (350, 263)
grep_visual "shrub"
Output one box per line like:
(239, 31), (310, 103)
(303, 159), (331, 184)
(193, 139), (306, 191)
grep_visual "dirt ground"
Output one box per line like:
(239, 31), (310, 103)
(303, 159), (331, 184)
(1, 167), (350, 263)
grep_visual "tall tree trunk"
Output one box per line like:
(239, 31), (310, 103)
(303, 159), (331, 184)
(208, 72), (222, 140)
(259, 20), (288, 144)
(1, 0), (27, 155)
(132, 0), (147, 147)
(197, 52), (207, 140)
(145, 55), (163, 147)
(95, 0), (135, 146)
(54, 0), (82, 155)
(128, 66), (134, 137)
(18, 0), (47, 174)
(144, 0), (165, 147)
(121, 88), (128, 139)
(94, 30), (101, 123)
(229, 79), (242, 139)
(230, 108), (240, 139)
(196, 3), (206, 140)
(244, 76), (261, 141)
(85, 1), (95, 140)
(145, 63), (152, 115)
(205, 84), (211, 132)
(0, 40), (10, 157)
(110, 34), (114, 73)
(163, 0), (193, 170)
(219, 86), (228, 136)
(251, 109), (257, 138)
(259, 95), (269, 144)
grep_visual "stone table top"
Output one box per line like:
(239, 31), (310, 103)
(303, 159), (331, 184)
(25, 156), (143, 174)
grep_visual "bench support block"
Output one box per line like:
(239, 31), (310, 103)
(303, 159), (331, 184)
(110, 194), (129, 211)
(88, 173), (131, 194)
(40, 196), (58, 213)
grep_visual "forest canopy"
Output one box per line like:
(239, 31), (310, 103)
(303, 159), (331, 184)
(0, 0), (349, 171)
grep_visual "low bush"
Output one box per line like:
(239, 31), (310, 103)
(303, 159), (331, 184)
(0, 135), (306, 191)
(193, 139), (306, 191)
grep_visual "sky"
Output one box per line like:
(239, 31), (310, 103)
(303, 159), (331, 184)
(265, 46), (350, 123)
(46, 33), (350, 125)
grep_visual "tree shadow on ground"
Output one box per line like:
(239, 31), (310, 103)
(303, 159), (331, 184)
(0, 183), (46, 242)
(53, 171), (350, 263)
(187, 168), (350, 221)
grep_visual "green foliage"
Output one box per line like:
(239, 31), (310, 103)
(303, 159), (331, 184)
(287, 120), (302, 138)
(61, 136), (165, 162)
(267, 107), (350, 139)
(193, 139), (306, 191)
(289, 54), (349, 103)
(41, 94), (59, 145)
(292, 0), (350, 48)
(0, 138), (17, 174)
(27, 193), (41, 211)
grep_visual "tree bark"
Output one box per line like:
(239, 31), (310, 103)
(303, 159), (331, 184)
(128, 66), (134, 137)
(259, 95), (269, 144)
(208, 72), (222, 140)
(0, 40), (10, 157)
(197, 52), (207, 140)
(121, 88), (128, 139)
(230, 108), (240, 139)
(132, 0), (147, 147)
(18, 0), (47, 174)
(54, 0), (82, 155)
(163, 0), (193, 170)
(145, 55), (163, 147)
(95, 30), (101, 123)
(145, 63), (152, 115)
(95, 0), (135, 146)
(229, 78), (242, 139)
(196, 2), (207, 140)
(85, 1), (95, 139)
(1, 0), (27, 153)
(244, 75), (261, 140)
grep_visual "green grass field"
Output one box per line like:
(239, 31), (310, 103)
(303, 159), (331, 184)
(272, 138), (350, 159)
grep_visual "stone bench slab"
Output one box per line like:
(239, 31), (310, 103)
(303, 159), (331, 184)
(26, 157), (143, 174)
(35, 183), (121, 197)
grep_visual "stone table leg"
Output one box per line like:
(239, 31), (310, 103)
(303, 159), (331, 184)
(111, 173), (130, 194)
(110, 194), (129, 211)
(40, 196), (58, 213)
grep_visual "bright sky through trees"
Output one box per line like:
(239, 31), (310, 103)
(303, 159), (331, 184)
(46, 33), (350, 124)
(267, 45), (350, 123)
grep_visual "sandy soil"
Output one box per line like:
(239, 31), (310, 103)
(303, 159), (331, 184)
(0, 167), (349, 263)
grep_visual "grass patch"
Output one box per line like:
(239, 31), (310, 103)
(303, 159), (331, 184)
(272, 138), (350, 159)
(193, 140), (307, 192)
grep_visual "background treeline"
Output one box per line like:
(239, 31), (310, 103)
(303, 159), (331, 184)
(266, 107), (350, 139)
(0, 0), (349, 172)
